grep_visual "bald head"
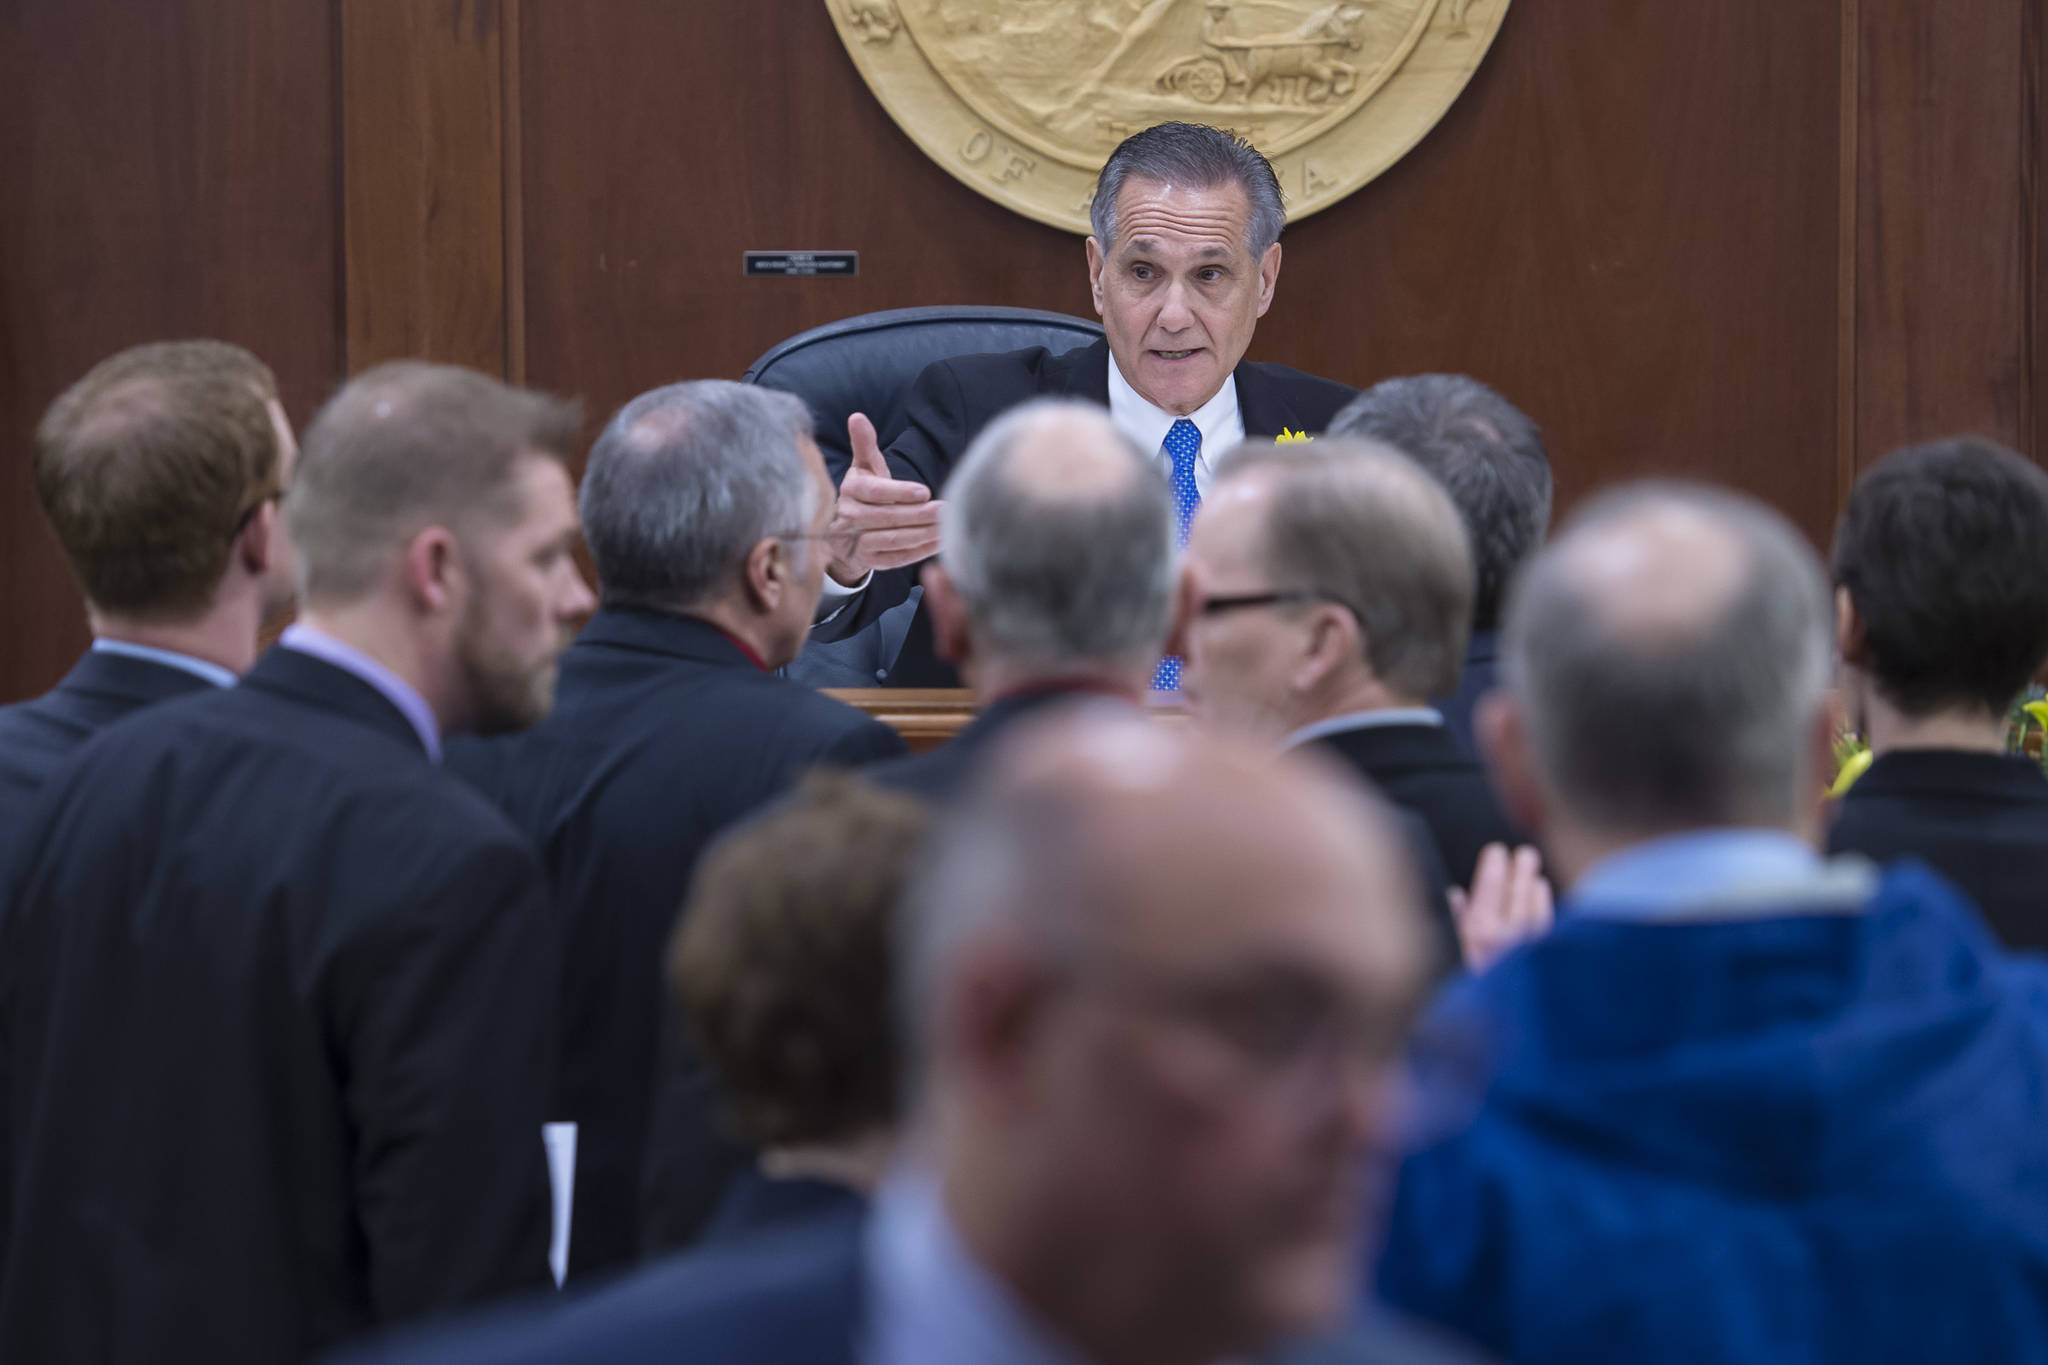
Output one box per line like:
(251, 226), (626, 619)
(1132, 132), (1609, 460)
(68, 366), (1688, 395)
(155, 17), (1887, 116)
(901, 708), (1431, 1362)
(1501, 482), (1832, 834)
(937, 399), (1176, 669)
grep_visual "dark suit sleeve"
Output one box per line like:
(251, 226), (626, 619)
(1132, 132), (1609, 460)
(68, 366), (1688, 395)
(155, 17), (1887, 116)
(822, 717), (909, 767)
(334, 828), (556, 1321)
(810, 359), (979, 643)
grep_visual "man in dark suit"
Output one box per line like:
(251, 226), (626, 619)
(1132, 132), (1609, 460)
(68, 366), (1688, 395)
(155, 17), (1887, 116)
(813, 122), (1358, 687)
(1327, 376), (1552, 757)
(339, 711), (1486, 1365)
(447, 381), (905, 1279)
(1180, 439), (1526, 902)
(0, 362), (596, 1363)
(1826, 436), (2048, 950)
(0, 340), (298, 868)
(863, 399), (1177, 801)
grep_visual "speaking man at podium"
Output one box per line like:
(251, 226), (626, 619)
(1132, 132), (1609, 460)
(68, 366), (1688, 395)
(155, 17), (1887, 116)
(813, 121), (1357, 689)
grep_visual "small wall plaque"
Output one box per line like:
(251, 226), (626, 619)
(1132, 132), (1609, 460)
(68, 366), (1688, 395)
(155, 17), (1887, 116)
(745, 251), (858, 278)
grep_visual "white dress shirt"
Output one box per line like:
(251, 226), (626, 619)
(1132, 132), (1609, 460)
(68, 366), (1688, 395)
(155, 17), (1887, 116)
(1105, 353), (1243, 497)
(89, 638), (236, 690)
(817, 356), (1243, 618)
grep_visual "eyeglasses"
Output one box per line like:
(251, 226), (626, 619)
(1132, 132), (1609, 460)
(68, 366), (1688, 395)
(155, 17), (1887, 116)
(1195, 589), (1333, 619)
(226, 487), (285, 543)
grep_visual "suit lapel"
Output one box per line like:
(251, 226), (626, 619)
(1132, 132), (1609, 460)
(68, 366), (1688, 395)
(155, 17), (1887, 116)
(1234, 359), (1306, 439)
(1044, 338), (1113, 406)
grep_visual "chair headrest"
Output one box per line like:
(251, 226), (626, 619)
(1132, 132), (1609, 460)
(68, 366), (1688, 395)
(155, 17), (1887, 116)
(742, 306), (1103, 473)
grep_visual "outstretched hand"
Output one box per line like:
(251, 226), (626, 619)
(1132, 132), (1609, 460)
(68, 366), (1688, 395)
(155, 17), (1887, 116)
(825, 413), (944, 584)
(1448, 843), (1554, 972)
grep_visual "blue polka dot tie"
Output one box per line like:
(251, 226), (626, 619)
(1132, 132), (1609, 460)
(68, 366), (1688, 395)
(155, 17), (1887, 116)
(1154, 418), (1202, 693)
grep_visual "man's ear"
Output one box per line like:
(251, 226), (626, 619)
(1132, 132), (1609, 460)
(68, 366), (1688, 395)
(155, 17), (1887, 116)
(1476, 691), (1546, 838)
(235, 499), (280, 578)
(1254, 241), (1282, 319)
(1290, 602), (1356, 695)
(942, 942), (1058, 1120)
(1162, 564), (1199, 661)
(401, 526), (463, 616)
(1834, 586), (1866, 666)
(742, 537), (788, 613)
(923, 562), (973, 667)
(1086, 236), (1108, 318)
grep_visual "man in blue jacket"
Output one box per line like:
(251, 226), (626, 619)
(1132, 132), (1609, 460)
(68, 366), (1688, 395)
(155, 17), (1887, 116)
(1376, 482), (2048, 1362)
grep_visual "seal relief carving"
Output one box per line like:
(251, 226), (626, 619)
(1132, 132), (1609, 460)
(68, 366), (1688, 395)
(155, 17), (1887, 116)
(828, 0), (1508, 233)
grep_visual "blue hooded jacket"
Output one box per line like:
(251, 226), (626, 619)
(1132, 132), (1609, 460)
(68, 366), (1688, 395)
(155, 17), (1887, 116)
(1377, 862), (2048, 1363)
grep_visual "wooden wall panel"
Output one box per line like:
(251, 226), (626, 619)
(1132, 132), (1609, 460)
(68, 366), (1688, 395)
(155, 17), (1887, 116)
(2, 0), (2044, 700)
(0, 0), (339, 702)
(342, 0), (508, 375)
(1855, 0), (2029, 466)
(518, 1), (1847, 546)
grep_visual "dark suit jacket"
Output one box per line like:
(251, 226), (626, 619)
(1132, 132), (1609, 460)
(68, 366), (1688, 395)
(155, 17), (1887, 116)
(335, 1203), (1489, 1365)
(1827, 748), (2048, 952)
(864, 685), (1127, 801)
(818, 338), (1359, 686)
(0, 648), (216, 872)
(445, 607), (906, 1279)
(1434, 632), (1496, 760)
(0, 646), (555, 1364)
(695, 1170), (864, 1251)
(1311, 721), (1522, 889)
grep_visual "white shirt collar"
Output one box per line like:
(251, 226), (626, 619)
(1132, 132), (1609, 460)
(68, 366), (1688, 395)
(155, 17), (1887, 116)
(1105, 352), (1243, 463)
(90, 638), (236, 690)
(1283, 707), (1444, 750)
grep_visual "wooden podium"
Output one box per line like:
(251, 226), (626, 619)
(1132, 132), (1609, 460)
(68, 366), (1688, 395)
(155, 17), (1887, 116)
(822, 688), (1186, 753)
(821, 689), (977, 753)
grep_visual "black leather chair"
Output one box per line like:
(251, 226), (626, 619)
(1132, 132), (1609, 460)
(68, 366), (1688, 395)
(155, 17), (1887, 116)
(741, 306), (1104, 688)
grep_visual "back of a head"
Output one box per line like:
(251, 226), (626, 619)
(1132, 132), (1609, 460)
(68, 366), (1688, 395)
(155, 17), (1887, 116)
(1329, 374), (1551, 633)
(579, 380), (816, 610)
(1832, 436), (2048, 718)
(941, 400), (1177, 670)
(670, 771), (930, 1152)
(34, 340), (283, 619)
(1091, 121), (1287, 257)
(1216, 438), (1475, 698)
(1504, 482), (1832, 833)
(290, 361), (580, 606)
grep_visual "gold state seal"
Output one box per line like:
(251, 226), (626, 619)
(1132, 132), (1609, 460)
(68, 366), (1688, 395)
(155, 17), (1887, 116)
(828, 0), (1510, 234)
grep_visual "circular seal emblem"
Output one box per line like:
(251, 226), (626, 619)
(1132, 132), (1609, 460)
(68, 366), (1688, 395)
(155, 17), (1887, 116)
(828, 0), (1510, 234)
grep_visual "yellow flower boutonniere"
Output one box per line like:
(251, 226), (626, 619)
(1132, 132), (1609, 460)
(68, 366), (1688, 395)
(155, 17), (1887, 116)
(1275, 428), (1312, 444)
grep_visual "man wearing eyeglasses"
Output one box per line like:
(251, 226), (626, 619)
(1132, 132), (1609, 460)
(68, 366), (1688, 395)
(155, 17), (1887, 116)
(0, 340), (298, 871)
(1177, 439), (1532, 933)
(446, 379), (906, 1281)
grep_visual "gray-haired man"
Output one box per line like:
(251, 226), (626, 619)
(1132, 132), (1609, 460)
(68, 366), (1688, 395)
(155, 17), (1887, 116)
(812, 121), (1358, 688)
(1379, 483), (2048, 1363)
(447, 380), (906, 1281)
(863, 399), (1178, 799)
(1327, 375), (1552, 755)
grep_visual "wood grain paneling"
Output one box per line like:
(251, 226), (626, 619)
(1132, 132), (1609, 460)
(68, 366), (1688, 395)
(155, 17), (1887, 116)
(0, 0), (339, 702)
(342, 0), (507, 375)
(3, 0), (2045, 700)
(1855, 0), (2029, 463)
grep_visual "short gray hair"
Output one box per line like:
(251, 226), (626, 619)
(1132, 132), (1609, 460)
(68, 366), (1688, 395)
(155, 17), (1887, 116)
(1329, 375), (1551, 632)
(940, 399), (1176, 668)
(1214, 439), (1475, 699)
(1090, 122), (1287, 258)
(580, 380), (817, 609)
(1503, 482), (1832, 832)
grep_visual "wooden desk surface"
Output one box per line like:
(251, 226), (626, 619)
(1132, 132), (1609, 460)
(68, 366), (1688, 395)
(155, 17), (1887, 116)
(822, 688), (1185, 754)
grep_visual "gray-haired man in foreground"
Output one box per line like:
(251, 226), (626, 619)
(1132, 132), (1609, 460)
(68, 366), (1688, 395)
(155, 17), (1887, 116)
(342, 708), (1488, 1365)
